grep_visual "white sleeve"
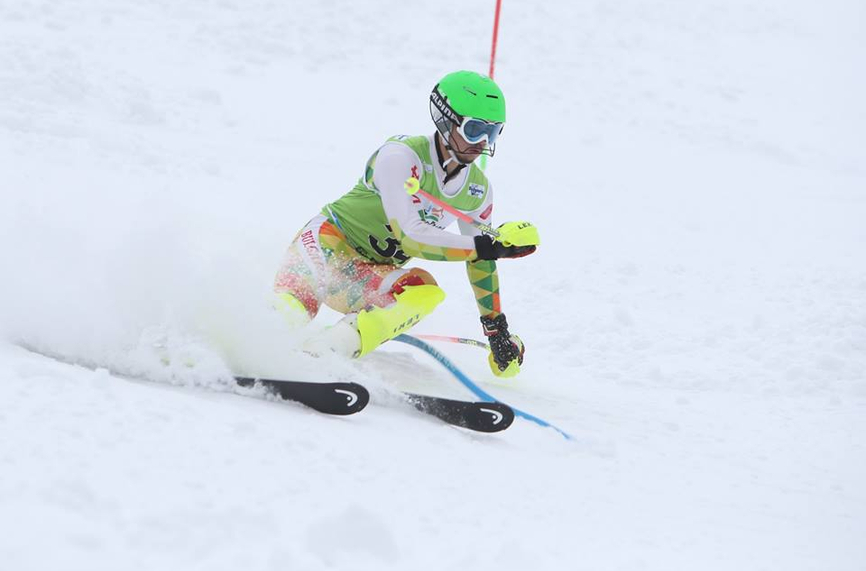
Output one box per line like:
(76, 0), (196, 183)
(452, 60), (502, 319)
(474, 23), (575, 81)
(373, 143), (477, 251)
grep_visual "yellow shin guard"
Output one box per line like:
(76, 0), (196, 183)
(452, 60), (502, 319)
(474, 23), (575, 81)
(356, 285), (446, 357)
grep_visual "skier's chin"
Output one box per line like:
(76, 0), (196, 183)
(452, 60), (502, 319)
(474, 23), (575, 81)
(456, 149), (482, 164)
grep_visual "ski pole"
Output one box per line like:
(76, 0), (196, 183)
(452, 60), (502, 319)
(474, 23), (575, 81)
(404, 176), (500, 237)
(394, 334), (573, 440)
(404, 177), (541, 247)
(414, 334), (489, 350)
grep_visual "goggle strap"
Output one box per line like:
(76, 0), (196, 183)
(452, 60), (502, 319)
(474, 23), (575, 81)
(430, 86), (463, 125)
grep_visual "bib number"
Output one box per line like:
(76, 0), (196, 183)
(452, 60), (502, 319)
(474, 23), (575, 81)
(369, 224), (409, 264)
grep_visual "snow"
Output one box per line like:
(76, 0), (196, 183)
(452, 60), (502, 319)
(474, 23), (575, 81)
(1, 0), (865, 569)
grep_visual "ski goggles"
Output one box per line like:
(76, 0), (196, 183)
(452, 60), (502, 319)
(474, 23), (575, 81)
(457, 117), (504, 145)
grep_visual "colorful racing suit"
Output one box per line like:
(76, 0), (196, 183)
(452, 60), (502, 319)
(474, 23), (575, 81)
(274, 134), (502, 321)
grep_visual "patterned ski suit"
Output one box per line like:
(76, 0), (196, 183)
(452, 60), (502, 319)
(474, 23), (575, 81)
(274, 134), (502, 321)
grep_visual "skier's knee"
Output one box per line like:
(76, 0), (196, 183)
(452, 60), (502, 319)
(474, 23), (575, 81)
(391, 267), (438, 294)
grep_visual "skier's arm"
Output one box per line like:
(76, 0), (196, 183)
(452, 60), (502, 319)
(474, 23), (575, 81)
(466, 259), (501, 318)
(460, 215), (525, 378)
(374, 145), (479, 261)
(458, 216), (502, 319)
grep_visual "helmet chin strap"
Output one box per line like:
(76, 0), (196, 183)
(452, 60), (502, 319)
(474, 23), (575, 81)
(442, 149), (461, 167)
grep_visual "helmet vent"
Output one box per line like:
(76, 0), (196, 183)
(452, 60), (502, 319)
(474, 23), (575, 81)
(486, 94), (499, 99)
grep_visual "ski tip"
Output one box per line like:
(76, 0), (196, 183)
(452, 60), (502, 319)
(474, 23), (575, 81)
(330, 382), (370, 415)
(405, 394), (514, 433)
(475, 402), (515, 432)
(235, 377), (370, 415)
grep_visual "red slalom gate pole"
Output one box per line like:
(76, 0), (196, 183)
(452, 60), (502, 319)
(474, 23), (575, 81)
(488, 0), (503, 78)
(482, 0), (503, 171)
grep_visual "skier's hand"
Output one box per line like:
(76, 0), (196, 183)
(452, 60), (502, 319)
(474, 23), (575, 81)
(473, 221), (540, 260)
(495, 221), (540, 247)
(473, 234), (536, 260)
(481, 313), (525, 378)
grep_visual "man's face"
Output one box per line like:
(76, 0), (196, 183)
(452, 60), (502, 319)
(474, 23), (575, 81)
(448, 126), (487, 164)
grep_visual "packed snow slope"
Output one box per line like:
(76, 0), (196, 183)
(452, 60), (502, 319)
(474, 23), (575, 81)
(1, 0), (864, 569)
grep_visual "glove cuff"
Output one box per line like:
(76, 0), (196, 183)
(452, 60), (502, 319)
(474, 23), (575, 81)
(480, 313), (509, 337)
(473, 234), (497, 261)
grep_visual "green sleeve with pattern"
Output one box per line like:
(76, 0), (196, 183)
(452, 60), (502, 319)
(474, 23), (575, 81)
(389, 218), (478, 262)
(466, 259), (501, 318)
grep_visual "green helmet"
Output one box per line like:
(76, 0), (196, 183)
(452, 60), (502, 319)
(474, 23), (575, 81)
(430, 71), (506, 158)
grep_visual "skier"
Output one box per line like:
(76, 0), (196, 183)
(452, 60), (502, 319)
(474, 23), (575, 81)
(274, 71), (539, 377)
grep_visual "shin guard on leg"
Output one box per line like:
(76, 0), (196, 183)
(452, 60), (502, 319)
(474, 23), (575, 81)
(356, 285), (445, 357)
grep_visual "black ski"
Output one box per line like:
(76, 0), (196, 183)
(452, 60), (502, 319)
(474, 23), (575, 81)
(18, 343), (507, 427)
(15, 343), (370, 417)
(235, 377), (369, 415)
(405, 393), (514, 433)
